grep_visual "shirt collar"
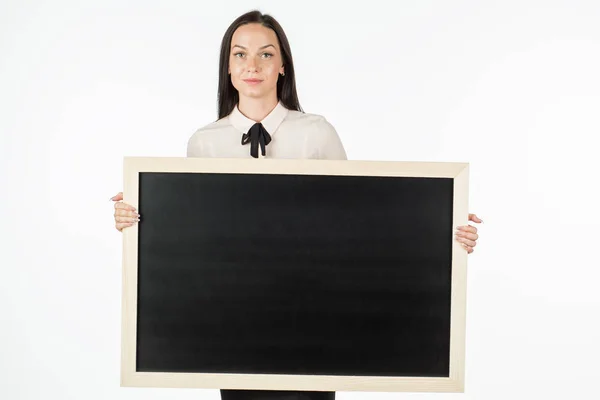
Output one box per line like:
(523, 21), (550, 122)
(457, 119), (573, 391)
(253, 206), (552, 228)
(228, 101), (289, 136)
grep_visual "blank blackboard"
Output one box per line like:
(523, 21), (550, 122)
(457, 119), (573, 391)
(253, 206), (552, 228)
(120, 157), (469, 393)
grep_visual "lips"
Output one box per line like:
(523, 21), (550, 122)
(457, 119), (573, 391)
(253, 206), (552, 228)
(243, 79), (263, 84)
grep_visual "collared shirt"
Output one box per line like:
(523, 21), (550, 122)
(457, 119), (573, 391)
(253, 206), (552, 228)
(186, 101), (347, 160)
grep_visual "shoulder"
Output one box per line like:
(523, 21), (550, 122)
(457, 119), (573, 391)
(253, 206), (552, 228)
(285, 109), (333, 126)
(284, 110), (347, 160)
(188, 117), (230, 142)
(186, 117), (232, 157)
(283, 110), (339, 136)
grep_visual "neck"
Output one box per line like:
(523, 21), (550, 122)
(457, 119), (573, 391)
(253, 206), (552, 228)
(238, 95), (279, 122)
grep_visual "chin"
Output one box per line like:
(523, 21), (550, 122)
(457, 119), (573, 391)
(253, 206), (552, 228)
(233, 82), (276, 99)
(241, 89), (272, 99)
(241, 89), (263, 97)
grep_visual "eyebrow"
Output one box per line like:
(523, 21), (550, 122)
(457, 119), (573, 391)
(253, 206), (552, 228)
(232, 44), (276, 50)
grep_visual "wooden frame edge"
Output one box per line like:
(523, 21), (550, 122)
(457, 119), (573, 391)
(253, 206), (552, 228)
(122, 372), (464, 392)
(121, 156), (141, 386)
(449, 163), (469, 392)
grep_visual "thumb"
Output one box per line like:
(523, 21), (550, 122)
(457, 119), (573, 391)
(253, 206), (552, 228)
(110, 192), (123, 201)
(469, 213), (483, 223)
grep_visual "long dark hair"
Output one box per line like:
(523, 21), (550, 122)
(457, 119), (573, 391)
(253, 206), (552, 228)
(217, 10), (303, 119)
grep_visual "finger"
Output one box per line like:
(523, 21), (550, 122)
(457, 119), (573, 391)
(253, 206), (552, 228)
(456, 225), (477, 234)
(455, 236), (476, 248)
(116, 216), (139, 224)
(116, 222), (135, 231)
(115, 209), (139, 218)
(114, 202), (137, 212)
(111, 192), (123, 202)
(455, 230), (479, 241)
(468, 213), (483, 223)
(459, 242), (474, 254)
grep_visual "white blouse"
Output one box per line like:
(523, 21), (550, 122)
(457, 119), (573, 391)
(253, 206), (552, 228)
(186, 101), (347, 161)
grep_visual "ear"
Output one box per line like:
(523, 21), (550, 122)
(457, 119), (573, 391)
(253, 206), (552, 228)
(280, 65), (285, 75)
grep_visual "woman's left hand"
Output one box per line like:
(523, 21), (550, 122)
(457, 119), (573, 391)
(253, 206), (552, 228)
(455, 213), (483, 254)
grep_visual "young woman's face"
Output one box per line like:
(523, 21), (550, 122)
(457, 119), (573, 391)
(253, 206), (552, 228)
(229, 23), (284, 102)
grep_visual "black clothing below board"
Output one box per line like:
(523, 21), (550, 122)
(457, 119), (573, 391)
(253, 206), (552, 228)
(220, 390), (335, 400)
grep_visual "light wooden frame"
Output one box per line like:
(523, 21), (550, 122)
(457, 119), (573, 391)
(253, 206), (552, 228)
(120, 156), (469, 393)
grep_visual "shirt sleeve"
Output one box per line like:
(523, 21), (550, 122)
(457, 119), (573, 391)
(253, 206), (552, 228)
(318, 118), (348, 161)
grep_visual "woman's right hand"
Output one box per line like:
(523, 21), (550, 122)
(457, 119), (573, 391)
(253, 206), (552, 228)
(111, 192), (140, 232)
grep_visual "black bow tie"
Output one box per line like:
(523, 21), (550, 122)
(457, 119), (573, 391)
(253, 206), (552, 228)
(241, 122), (272, 158)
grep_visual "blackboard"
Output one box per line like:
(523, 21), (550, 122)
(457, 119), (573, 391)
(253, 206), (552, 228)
(120, 157), (469, 393)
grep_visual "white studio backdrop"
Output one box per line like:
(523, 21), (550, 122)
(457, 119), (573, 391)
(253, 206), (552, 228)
(1, 0), (599, 399)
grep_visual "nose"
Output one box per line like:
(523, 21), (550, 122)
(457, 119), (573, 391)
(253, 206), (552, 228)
(246, 56), (259, 73)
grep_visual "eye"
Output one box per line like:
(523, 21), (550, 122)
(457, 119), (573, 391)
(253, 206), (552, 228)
(233, 52), (245, 58)
(261, 52), (273, 59)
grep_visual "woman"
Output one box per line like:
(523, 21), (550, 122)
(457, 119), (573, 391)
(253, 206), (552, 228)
(111, 9), (482, 400)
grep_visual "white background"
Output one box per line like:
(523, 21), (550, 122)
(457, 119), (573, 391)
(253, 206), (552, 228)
(1, 0), (599, 399)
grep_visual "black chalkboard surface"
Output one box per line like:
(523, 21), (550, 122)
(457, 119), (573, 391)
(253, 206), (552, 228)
(120, 157), (469, 393)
